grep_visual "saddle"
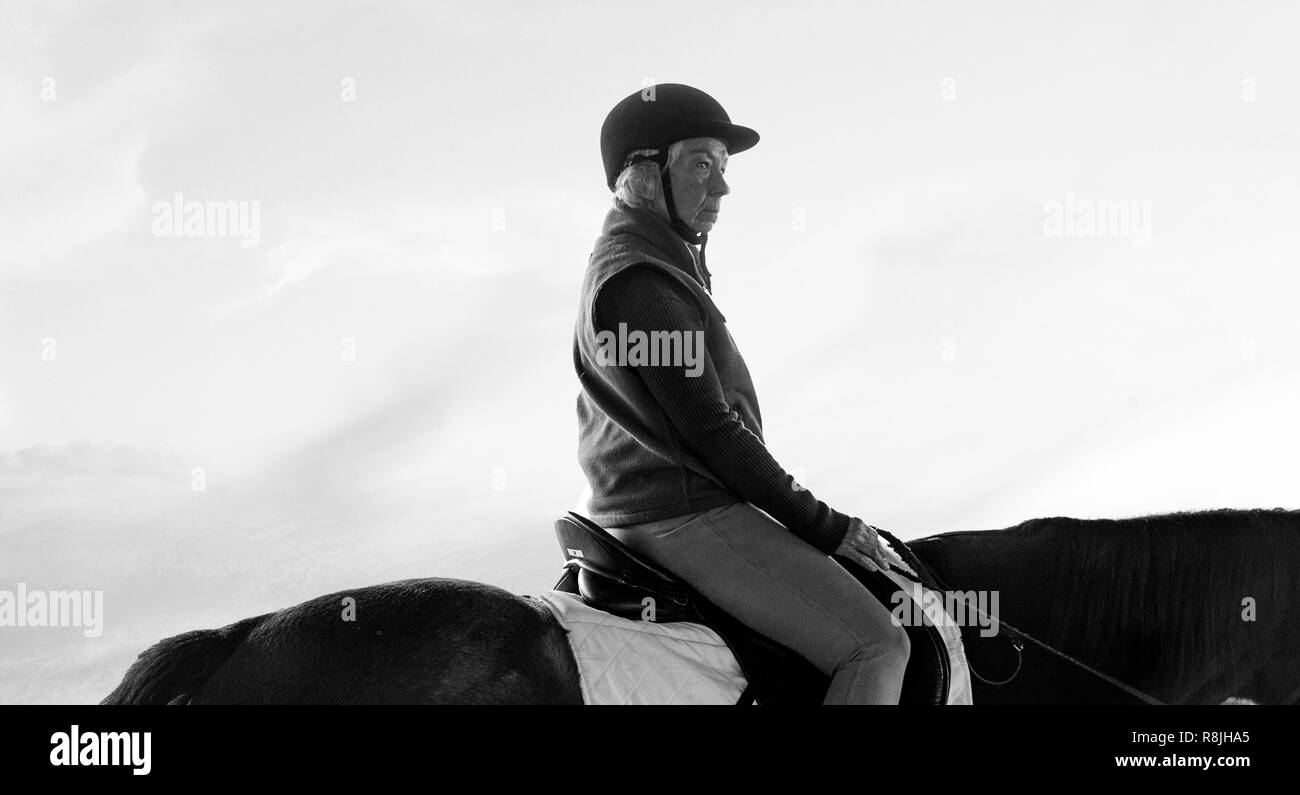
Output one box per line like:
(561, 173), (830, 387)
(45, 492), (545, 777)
(553, 512), (951, 705)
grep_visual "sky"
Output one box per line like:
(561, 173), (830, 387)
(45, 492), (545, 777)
(1, 0), (1297, 703)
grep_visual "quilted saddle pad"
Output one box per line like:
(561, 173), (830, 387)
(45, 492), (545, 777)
(537, 590), (746, 705)
(537, 570), (975, 705)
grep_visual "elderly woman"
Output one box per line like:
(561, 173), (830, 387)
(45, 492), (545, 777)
(573, 84), (911, 704)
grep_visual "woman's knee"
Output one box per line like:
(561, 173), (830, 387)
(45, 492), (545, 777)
(889, 622), (911, 662)
(847, 614), (910, 667)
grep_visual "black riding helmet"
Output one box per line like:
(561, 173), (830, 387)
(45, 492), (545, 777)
(600, 83), (760, 248)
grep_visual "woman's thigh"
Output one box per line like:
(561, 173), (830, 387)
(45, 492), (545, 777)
(608, 503), (901, 675)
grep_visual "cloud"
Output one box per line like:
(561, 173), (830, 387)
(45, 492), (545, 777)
(0, 442), (187, 491)
(1, 6), (230, 271)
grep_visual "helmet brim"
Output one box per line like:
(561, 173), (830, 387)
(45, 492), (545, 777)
(689, 121), (760, 155)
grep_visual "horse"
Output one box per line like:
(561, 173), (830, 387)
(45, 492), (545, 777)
(102, 507), (1299, 705)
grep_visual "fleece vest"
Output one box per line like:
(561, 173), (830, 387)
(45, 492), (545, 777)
(574, 201), (763, 525)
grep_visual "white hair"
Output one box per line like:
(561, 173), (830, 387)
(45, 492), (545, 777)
(612, 147), (671, 211)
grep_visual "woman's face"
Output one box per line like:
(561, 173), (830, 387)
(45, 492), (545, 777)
(667, 137), (730, 234)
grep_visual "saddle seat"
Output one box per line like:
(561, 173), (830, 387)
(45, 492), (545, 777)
(553, 511), (951, 705)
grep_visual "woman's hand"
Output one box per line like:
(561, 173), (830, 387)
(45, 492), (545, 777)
(835, 517), (893, 573)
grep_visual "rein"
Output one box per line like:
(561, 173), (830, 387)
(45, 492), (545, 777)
(875, 527), (1169, 706)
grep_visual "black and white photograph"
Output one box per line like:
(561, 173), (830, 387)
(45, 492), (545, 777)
(1, 0), (1295, 778)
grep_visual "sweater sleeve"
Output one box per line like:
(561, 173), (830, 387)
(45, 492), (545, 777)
(594, 267), (852, 554)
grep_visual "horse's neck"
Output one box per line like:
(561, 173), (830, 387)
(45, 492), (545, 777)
(913, 516), (1297, 704)
(911, 528), (1049, 635)
(913, 525), (1174, 701)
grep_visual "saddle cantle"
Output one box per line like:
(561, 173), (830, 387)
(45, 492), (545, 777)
(553, 512), (951, 705)
(555, 512), (698, 622)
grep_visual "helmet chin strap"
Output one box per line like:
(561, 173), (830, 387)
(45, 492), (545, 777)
(623, 149), (712, 291)
(656, 157), (713, 292)
(657, 159), (703, 246)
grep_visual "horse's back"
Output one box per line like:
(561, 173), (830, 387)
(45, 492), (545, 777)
(186, 578), (580, 704)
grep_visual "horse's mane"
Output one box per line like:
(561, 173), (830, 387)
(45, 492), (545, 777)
(1011, 507), (1298, 699)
